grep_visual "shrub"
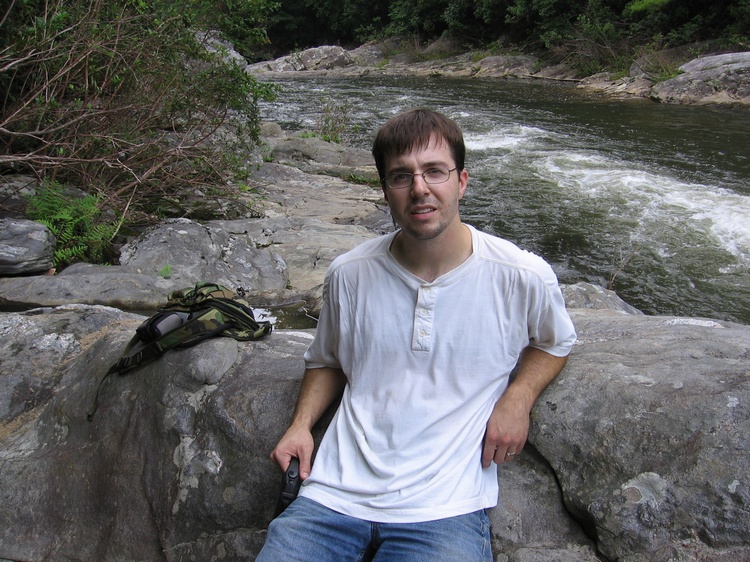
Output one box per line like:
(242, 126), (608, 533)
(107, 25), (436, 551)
(1, 0), (277, 232)
(317, 100), (352, 144)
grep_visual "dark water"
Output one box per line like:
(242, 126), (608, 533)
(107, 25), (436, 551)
(259, 75), (750, 325)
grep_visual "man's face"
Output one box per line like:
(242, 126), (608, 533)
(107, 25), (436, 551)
(382, 135), (469, 243)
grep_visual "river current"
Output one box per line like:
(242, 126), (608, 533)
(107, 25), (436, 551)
(259, 75), (750, 325)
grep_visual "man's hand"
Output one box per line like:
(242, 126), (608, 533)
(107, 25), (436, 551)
(481, 347), (569, 468)
(270, 423), (316, 479)
(481, 390), (530, 467)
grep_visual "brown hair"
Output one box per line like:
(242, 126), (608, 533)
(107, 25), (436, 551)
(371, 109), (465, 184)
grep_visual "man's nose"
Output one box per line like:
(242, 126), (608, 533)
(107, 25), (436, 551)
(410, 173), (431, 196)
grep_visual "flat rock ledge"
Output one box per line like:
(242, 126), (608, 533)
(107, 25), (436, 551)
(247, 43), (750, 108)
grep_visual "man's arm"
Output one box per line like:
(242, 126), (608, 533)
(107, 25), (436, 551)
(481, 347), (569, 467)
(270, 366), (347, 479)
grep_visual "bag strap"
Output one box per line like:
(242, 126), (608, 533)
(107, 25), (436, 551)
(87, 283), (272, 421)
(86, 312), (232, 421)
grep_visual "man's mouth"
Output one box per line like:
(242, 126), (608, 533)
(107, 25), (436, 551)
(411, 207), (436, 215)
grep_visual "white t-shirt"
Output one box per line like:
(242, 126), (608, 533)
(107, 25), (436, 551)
(300, 224), (576, 523)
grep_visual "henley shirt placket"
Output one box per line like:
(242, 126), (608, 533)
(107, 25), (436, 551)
(412, 284), (437, 352)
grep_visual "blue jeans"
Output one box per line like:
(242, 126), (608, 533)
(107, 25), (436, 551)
(256, 497), (493, 562)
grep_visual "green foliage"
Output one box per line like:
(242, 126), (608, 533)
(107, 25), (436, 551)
(157, 264), (173, 278)
(266, 0), (748, 72)
(248, 0), (740, 73)
(624, 0), (673, 15)
(174, 0), (281, 59)
(387, 0), (447, 38)
(318, 100), (352, 144)
(25, 183), (121, 269)
(1, 0), (278, 230)
(266, 0), (389, 52)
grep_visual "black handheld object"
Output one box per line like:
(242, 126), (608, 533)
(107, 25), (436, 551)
(273, 457), (301, 517)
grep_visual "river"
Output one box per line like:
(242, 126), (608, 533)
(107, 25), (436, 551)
(259, 75), (750, 325)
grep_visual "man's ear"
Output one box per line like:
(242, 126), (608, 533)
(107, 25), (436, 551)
(458, 168), (469, 199)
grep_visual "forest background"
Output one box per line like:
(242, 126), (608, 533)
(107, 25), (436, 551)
(1, 0), (748, 269)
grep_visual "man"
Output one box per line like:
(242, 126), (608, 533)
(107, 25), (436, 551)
(257, 109), (576, 561)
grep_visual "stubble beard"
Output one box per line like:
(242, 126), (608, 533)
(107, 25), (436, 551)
(393, 199), (460, 242)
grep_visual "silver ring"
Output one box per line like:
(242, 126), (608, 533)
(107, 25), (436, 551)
(505, 452), (516, 457)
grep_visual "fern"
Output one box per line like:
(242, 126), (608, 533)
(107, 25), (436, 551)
(25, 182), (121, 270)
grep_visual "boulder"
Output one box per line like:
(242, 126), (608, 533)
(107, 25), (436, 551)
(1, 303), (748, 561)
(629, 42), (721, 79)
(248, 46), (354, 73)
(423, 36), (466, 57)
(349, 41), (389, 66)
(0, 304), (317, 561)
(582, 50), (750, 106)
(0, 218), (55, 276)
(0, 141), (387, 312)
(562, 282), (643, 315)
(196, 30), (248, 67)
(577, 72), (654, 99)
(119, 218), (288, 291)
(530, 310), (750, 562)
(0, 218), (293, 311)
(0, 216), (375, 313)
(0, 262), (178, 311)
(650, 52), (750, 106)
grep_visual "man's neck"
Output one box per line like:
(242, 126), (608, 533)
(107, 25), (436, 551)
(390, 222), (473, 283)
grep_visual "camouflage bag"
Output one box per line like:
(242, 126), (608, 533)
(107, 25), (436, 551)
(88, 282), (272, 420)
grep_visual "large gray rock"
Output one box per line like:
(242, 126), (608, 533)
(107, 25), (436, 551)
(490, 445), (597, 560)
(562, 282), (643, 315)
(651, 52), (750, 106)
(577, 72), (654, 100)
(0, 218), (55, 275)
(1, 304), (748, 561)
(211, 216), (377, 291)
(0, 305), (314, 561)
(248, 46), (354, 72)
(0, 262), (177, 310)
(119, 218), (288, 291)
(0, 219), (295, 311)
(349, 41), (389, 66)
(586, 50), (750, 106)
(0, 153), (386, 311)
(531, 309), (750, 562)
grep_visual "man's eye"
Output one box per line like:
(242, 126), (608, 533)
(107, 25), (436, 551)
(392, 173), (411, 182)
(425, 168), (447, 179)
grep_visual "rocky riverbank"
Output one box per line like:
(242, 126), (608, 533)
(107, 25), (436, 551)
(1, 122), (749, 561)
(246, 41), (750, 108)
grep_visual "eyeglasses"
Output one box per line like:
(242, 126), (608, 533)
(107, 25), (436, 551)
(385, 167), (458, 189)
